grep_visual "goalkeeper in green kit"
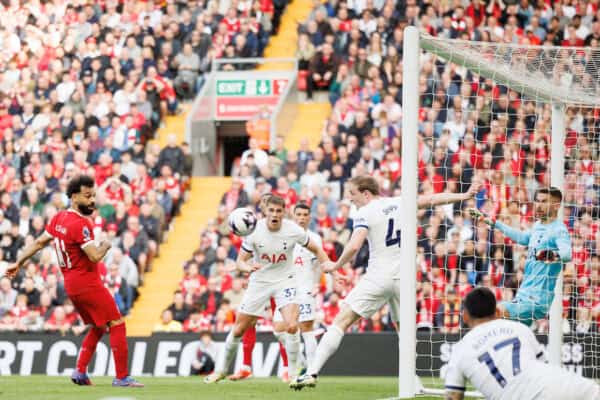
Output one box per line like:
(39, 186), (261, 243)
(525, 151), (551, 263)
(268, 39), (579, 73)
(469, 187), (572, 326)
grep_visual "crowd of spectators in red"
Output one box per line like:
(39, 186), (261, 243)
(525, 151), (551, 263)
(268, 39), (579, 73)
(0, 0), (282, 334)
(165, 0), (600, 335)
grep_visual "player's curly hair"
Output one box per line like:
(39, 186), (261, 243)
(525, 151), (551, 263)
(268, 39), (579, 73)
(67, 175), (95, 198)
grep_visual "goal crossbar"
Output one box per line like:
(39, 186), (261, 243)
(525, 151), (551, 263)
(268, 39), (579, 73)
(420, 35), (600, 107)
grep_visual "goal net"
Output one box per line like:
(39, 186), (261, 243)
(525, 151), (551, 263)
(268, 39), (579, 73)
(399, 28), (600, 398)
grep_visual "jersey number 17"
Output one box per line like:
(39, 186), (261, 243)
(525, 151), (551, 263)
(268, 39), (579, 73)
(478, 337), (522, 388)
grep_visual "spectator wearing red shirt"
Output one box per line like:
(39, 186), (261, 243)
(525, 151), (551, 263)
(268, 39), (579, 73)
(44, 305), (77, 334)
(180, 263), (208, 299)
(322, 292), (340, 326)
(196, 278), (223, 316)
(272, 177), (298, 210)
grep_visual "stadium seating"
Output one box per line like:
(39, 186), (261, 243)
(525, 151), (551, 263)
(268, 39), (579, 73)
(163, 0), (600, 335)
(0, 0), (278, 334)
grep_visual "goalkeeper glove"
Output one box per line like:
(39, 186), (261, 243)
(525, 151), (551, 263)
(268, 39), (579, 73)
(468, 208), (495, 227)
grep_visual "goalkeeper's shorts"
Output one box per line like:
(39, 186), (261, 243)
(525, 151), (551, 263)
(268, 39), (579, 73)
(501, 296), (548, 326)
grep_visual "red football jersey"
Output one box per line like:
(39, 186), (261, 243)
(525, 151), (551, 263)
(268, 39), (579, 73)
(46, 209), (103, 295)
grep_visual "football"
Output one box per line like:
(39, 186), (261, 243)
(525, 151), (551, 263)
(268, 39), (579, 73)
(228, 207), (257, 236)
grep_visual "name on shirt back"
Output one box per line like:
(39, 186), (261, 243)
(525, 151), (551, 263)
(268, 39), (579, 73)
(473, 326), (515, 351)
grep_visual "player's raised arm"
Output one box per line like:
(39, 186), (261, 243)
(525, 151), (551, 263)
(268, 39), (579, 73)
(469, 208), (532, 246)
(81, 240), (112, 263)
(417, 178), (481, 209)
(5, 231), (54, 279)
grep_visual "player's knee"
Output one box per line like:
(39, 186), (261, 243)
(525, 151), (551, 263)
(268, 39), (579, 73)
(299, 322), (313, 332)
(286, 321), (298, 334)
(108, 318), (124, 328)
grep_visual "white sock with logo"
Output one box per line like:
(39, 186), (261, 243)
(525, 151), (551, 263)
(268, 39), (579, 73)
(307, 324), (344, 376)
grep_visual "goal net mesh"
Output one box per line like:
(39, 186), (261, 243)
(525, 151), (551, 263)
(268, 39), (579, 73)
(413, 35), (600, 392)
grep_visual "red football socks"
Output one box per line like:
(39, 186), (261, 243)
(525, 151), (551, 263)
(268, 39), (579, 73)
(76, 326), (105, 373)
(279, 342), (288, 368)
(109, 322), (129, 379)
(242, 326), (256, 367)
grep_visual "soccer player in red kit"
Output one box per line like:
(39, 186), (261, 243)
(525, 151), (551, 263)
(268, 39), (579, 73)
(5, 175), (143, 387)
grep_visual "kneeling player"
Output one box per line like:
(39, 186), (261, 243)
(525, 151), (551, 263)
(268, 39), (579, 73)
(445, 287), (599, 400)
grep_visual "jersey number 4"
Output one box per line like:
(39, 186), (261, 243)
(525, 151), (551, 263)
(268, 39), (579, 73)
(385, 219), (401, 247)
(53, 238), (72, 269)
(478, 337), (521, 388)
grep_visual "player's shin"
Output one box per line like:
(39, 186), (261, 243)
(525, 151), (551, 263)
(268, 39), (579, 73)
(109, 322), (129, 380)
(284, 330), (301, 378)
(307, 324), (344, 376)
(218, 330), (241, 374)
(242, 326), (257, 369)
(302, 331), (318, 368)
(77, 326), (105, 373)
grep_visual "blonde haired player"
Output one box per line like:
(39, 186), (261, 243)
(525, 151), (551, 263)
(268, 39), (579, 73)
(205, 195), (332, 384)
(291, 175), (481, 389)
(445, 287), (600, 400)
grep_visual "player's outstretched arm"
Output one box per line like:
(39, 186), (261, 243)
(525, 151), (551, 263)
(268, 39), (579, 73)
(469, 208), (531, 246)
(322, 227), (368, 273)
(5, 231), (53, 279)
(236, 248), (261, 273)
(82, 240), (112, 263)
(417, 179), (482, 209)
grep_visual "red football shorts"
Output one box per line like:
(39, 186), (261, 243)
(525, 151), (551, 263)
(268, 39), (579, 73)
(70, 287), (121, 327)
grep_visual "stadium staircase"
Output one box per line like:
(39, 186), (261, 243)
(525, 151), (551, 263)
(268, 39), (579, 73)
(128, 110), (232, 336)
(127, 0), (326, 335)
(260, 0), (332, 150)
(127, 176), (231, 335)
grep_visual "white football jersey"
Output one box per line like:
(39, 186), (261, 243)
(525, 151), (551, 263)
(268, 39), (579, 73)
(293, 230), (322, 294)
(352, 196), (403, 283)
(241, 219), (309, 284)
(445, 319), (545, 400)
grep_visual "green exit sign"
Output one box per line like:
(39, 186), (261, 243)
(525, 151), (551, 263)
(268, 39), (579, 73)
(216, 79), (272, 96)
(217, 80), (246, 95)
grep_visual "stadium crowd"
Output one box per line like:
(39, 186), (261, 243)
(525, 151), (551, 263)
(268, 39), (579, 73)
(0, 0), (281, 334)
(159, 0), (600, 335)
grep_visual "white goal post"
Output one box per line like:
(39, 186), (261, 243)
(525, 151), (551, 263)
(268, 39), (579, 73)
(399, 26), (600, 398)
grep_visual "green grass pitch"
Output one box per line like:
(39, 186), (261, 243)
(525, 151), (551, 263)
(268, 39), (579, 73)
(0, 376), (450, 400)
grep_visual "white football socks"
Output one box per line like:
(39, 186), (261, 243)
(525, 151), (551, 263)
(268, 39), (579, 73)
(285, 330), (301, 378)
(307, 324), (344, 376)
(273, 330), (286, 345)
(302, 331), (318, 368)
(217, 330), (240, 374)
